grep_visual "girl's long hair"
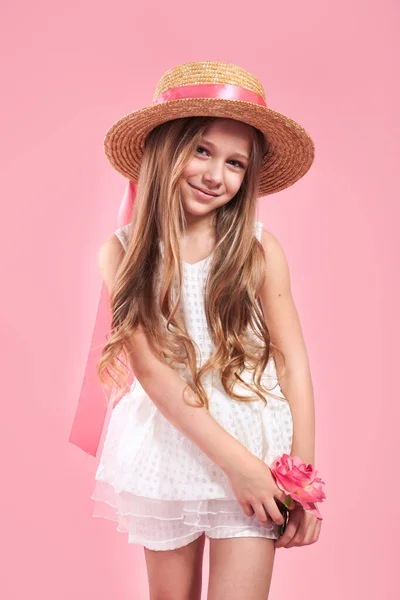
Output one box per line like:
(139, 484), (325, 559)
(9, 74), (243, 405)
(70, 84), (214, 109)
(97, 116), (287, 409)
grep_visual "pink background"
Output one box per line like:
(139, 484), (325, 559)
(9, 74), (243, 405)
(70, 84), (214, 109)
(1, 1), (399, 598)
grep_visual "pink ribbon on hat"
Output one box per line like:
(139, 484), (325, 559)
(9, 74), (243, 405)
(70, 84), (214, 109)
(153, 82), (267, 107)
(68, 181), (137, 457)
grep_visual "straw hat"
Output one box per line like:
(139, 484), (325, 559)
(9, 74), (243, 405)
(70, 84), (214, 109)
(104, 61), (315, 196)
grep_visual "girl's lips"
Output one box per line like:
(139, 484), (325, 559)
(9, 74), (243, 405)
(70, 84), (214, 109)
(188, 183), (219, 200)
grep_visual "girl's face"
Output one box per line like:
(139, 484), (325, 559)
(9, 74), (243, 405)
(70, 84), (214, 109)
(179, 118), (252, 221)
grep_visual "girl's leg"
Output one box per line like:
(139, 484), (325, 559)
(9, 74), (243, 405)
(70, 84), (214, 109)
(207, 536), (276, 600)
(144, 532), (206, 600)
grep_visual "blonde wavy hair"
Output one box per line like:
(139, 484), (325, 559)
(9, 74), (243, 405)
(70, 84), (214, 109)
(97, 116), (287, 410)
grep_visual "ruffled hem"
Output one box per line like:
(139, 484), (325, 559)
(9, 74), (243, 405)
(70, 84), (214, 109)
(90, 479), (279, 550)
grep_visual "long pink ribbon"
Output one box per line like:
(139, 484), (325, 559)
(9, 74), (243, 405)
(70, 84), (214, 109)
(69, 181), (137, 456)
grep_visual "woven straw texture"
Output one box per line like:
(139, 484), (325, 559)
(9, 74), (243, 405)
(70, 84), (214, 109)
(104, 61), (315, 196)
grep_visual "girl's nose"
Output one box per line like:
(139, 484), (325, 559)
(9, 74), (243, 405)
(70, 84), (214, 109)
(202, 162), (224, 187)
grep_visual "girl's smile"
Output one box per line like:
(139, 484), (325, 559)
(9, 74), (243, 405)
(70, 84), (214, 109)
(188, 182), (221, 201)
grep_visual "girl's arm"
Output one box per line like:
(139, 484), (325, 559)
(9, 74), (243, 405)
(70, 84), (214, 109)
(126, 326), (257, 474)
(98, 235), (255, 475)
(259, 229), (316, 465)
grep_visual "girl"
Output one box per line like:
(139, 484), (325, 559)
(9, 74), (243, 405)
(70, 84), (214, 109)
(91, 61), (320, 600)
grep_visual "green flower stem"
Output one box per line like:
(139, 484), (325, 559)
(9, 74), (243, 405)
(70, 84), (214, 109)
(284, 495), (293, 509)
(277, 496), (299, 536)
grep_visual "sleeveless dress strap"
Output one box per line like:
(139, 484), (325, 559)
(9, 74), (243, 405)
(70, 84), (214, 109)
(254, 220), (263, 242)
(114, 224), (131, 251)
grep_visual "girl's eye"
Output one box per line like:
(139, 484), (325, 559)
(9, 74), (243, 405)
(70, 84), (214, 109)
(196, 146), (245, 169)
(229, 159), (245, 169)
(197, 146), (208, 153)
(196, 146), (209, 156)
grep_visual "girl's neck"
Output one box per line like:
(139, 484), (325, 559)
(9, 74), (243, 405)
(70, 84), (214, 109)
(183, 210), (216, 236)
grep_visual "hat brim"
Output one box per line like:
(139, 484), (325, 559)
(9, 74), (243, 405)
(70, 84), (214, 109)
(103, 98), (315, 197)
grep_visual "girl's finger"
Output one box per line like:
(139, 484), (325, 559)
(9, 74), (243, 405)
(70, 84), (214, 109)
(262, 498), (285, 525)
(285, 513), (310, 548)
(275, 517), (299, 548)
(252, 502), (272, 524)
(302, 518), (318, 545)
(311, 519), (322, 544)
(241, 503), (255, 518)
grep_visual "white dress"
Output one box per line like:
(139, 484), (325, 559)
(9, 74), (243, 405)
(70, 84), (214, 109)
(90, 220), (293, 550)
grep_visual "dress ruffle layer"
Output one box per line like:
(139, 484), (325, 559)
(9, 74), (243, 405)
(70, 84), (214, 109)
(91, 479), (280, 551)
(90, 367), (293, 550)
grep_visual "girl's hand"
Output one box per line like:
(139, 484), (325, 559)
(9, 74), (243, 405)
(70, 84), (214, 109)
(224, 452), (295, 527)
(275, 502), (322, 548)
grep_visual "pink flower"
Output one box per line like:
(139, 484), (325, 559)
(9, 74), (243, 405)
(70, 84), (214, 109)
(270, 454), (326, 520)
